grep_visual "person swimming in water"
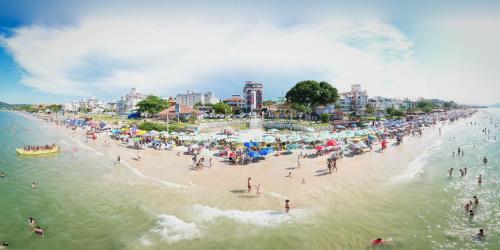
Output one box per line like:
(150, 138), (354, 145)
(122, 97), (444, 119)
(285, 199), (290, 213)
(33, 226), (44, 236)
(478, 174), (482, 185)
(28, 217), (36, 227)
(476, 229), (484, 239)
(473, 196), (479, 204)
(31, 182), (36, 189)
(448, 168), (453, 177)
(371, 238), (384, 246)
(483, 156), (488, 164)
(464, 202), (470, 213)
(469, 209), (475, 217)
(0, 172), (5, 178)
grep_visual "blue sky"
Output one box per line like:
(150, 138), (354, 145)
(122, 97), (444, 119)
(1, 0), (499, 105)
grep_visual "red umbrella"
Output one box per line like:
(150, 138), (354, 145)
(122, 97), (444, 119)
(326, 140), (337, 146)
(315, 145), (324, 150)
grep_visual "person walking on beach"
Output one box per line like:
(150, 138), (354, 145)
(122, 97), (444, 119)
(247, 177), (252, 193)
(285, 199), (290, 213)
(256, 184), (261, 197)
(297, 155), (301, 169)
(332, 158), (338, 173)
(286, 171), (293, 178)
(477, 174), (482, 185)
(116, 155), (121, 165)
(448, 168), (453, 177)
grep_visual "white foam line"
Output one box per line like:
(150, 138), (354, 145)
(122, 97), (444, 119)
(140, 214), (200, 245)
(121, 160), (189, 189)
(391, 139), (442, 182)
(192, 204), (306, 227)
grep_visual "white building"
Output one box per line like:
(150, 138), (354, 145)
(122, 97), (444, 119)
(117, 88), (146, 114)
(368, 97), (407, 113)
(339, 84), (368, 113)
(176, 91), (219, 107)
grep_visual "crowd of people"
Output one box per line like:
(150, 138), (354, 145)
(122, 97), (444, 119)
(22, 144), (56, 152)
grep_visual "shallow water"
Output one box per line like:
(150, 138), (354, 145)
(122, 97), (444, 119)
(0, 110), (498, 249)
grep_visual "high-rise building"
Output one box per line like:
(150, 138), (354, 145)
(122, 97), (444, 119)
(339, 84), (368, 113)
(243, 81), (263, 112)
(176, 91), (219, 107)
(117, 88), (146, 114)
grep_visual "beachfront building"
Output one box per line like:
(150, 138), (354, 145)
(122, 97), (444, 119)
(63, 101), (80, 113)
(176, 91), (219, 107)
(243, 81), (263, 112)
(63, 97), (108, 113)
(339, 84), (368, 114)
(223, 95), (245, 114)
(157, 104), (203, 121)
(117, 88), (146, 114)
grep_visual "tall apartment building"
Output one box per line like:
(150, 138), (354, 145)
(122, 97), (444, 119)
(339, 84), (368, 113)
(176, 91), (219, 107)
(243, 81), (263, 112)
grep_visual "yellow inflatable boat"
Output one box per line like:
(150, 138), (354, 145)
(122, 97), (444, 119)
(16, 146), (59, 155)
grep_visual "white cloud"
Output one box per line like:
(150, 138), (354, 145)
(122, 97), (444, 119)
(1, 12), (498, 104)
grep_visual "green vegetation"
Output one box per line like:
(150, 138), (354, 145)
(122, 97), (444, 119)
(386, 107), (406, 118)
(320, 113), (330, 123)
(263, 100), (276, 106)
(285, 80), (339, 116)
(138, 121), (187, 133)
(365, 103), (376, 115)
(137, 95), (170, 118)
(416, 100), (437, 113)
(212, 102), (232, 114)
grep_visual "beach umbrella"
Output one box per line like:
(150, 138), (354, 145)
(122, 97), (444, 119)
(326, 140), (337, 146)
(367, 134), (377, 140)
(356, 142), (368, 148)
(247, 151), (260, 158)
(315, 145), (324, 151)
(244, 142), (253, 148)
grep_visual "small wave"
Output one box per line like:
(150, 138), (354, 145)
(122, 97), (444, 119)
(391, 139), (442, 182)
(141, 214), (200, 244)
(121, 160), (189, 189)
(60, 139), (70, 146)
(192, 204), (306, 227)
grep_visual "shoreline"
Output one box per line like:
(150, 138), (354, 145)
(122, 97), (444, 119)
(20, 110), (466, 212)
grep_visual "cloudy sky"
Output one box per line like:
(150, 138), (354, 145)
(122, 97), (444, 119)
(0, 0), (499, 105)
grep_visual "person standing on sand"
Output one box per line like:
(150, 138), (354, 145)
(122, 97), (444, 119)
(116, 155), (121, 165)
(247, 177), (252, 193)
(285, 199), (290, 213)
(332, 158), (337, 172)
(256, 184), (261, 197)
(297, 155), (301, 169)
(286, 171), (292, 178)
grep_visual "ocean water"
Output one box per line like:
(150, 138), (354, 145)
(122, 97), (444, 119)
(0, 110), (498, 249)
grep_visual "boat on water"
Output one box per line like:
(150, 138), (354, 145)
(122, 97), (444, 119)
(16, 145), (59, 155)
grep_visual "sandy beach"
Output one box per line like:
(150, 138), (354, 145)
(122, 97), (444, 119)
(60, 119), (442, 212)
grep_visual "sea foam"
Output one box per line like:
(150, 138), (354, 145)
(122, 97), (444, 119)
(192, 204), (306, 227)
(391, 139), (442, 182)
(141, 214), (200, 244)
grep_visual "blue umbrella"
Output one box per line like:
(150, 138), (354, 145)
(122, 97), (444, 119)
(247, 151), (261, 158)
(244, 142), (252, 148)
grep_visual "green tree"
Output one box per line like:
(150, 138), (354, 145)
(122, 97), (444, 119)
(320, 113), (331, 123)
(48, 104), (62, 112)
(290, 103), (311, 115)
(212, 102), (232, 114)
(365, 103), (376, 115)
(285, 80), (339, 117)
(137, 95), (170, 118)
(416, 100), (435, 113)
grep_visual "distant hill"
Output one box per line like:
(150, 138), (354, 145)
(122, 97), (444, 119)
(0, 101), (12, 109)
(488, 103), (500, 108)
